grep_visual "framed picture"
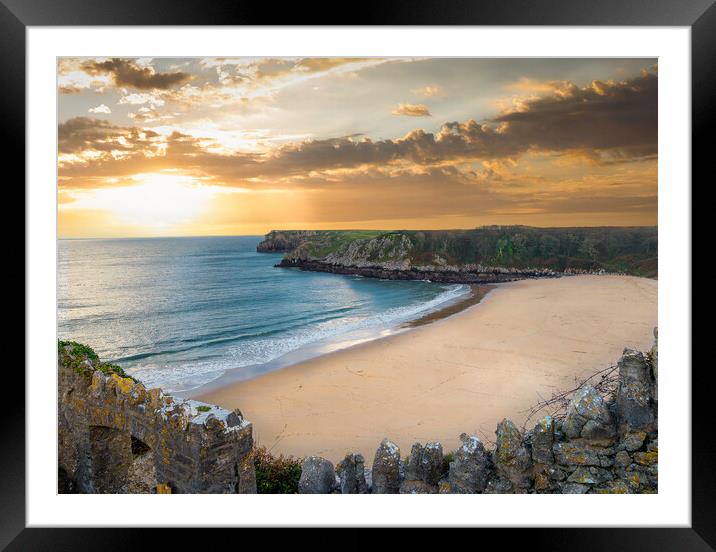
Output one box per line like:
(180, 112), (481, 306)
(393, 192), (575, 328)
(10, 0), (709, 547)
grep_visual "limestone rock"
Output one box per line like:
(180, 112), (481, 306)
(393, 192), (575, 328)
(404, 443), (424, 481)
(372, 439), (401, 494)
(563, 385), (616, 446)
(553, 442), (615, 467)
(298, 456), (336, 494)
(493, 419), (532, 490)
(404, 441), (443, 487)
(560, 482), (589, 494)
(619, 430), (646, 452)
(336, 453), (367, 494)
(399, 480), (438, 494)
(448, 433), (491, 493)
(616, 349), (656, 433)
(566, 466), (614, 486)
(531, 416), (555, 464)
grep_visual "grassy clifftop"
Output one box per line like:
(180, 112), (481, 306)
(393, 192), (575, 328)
(258, 226), (657, 278)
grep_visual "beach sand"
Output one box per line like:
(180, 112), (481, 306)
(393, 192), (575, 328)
(195, 275), (657, 464)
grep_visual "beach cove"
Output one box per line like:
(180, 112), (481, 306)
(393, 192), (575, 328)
(194, 274), (658, 463)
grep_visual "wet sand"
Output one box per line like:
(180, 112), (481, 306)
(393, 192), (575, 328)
(195, 275), (657, 464)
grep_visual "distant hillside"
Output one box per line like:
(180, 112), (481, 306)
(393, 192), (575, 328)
(257, 226), (658, 282)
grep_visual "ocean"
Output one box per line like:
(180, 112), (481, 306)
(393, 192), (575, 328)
(57, 236), (468, 394)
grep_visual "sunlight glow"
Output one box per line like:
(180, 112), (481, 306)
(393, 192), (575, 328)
(62, 173), (230, 229)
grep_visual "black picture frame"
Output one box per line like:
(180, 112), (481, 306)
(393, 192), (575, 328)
(7, 0), (708, 548)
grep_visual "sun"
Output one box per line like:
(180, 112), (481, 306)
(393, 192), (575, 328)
(64, 172), (219, 230)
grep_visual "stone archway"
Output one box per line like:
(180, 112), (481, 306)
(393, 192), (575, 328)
(127, 435), (158, 493)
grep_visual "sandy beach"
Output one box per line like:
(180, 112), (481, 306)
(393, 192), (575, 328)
(195, 275), (657, 464)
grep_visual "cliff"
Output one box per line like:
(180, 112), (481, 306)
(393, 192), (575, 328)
(258, 226), (658, 283)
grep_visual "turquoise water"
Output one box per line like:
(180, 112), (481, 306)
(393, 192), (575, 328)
(57, 236), (468, 393)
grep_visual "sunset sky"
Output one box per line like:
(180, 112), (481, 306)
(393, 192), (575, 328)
(58, 57), (657, 238)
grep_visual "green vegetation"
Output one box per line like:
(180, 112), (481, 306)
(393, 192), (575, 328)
(402, 226), (657, 276)
(253, 446), (303, 494)
(58, 340), (139, 383)
(195, 405), (211, 413)
(296, 229), (384, 257)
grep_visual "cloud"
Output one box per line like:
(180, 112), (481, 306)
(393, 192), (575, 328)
(81, 58), (191, 90)
(88, 104), (111, 114)
(58, 68), (657, 187)
(492, 69), (657, 158)
(412, 85), (442, 97)
(392, 103), (432, 117)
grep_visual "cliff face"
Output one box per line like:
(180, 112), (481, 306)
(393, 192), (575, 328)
(258, 226), (658, 283)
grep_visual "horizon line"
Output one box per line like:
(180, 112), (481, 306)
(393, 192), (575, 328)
(58, 224), (659, 240)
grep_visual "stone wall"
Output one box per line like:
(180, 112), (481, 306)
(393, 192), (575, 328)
(298, 330), (659, 494)
(58, 328), (657, 495)
(58, 343), (255, 494)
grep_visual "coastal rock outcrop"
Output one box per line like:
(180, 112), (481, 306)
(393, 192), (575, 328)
(616, 349), (656, 435)
(336, 453), (368, 494)
(260, 226), (658, 283)
(298, 456), (337, 494)
(256, 230), (318, 252)
(492, 419), (532, 491)
(563, 386), (616, 446)
(372, 439), (402, 494)
(447, 434), (492, 493)
(399, 441), (443, 494)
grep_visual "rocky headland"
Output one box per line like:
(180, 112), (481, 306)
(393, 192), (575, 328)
(258, 226), (658, 284)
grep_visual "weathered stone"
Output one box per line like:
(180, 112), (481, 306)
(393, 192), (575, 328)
(238, 455), (257, 494)
(616, 349), (656, 433)
(372, 439), (401, 494)
(399, 480), (438, 494)
(633, 450), (658, 467)
(531, 416), (555, 464)
(337, 453), (367, 494)
(298, 456), (336, 494)
(493, 419), (532, 489)
(404, 443), (424, 481)
(58, 345), (254, 494)
(563, 386), (616, 445)
(593, 479), (631, 494)
(484, 477), (513, 494)
(438, 479), (452, 494)
(561, 482), (589, 494)
(448, 433), (491, 493)
(226, 409), (244, 428)
(614, 450), (632, 468)
(567, 466), (614, 486)
(553, 442), (614, 467)
(620, 430), (646, 452)
(421, 442), (444, 486)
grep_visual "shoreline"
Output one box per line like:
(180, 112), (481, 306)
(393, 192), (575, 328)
(403, 284), (495, 328)
(194, 275), (657, 463)
(185, 281), (488, 397)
